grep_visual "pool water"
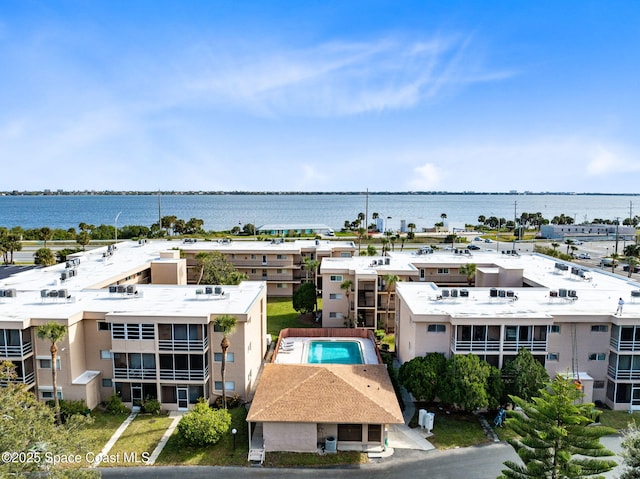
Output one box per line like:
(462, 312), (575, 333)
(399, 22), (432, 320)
(307, 340), (364, 364)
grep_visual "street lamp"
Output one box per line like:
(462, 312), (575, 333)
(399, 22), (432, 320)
(114, 211), (122, 245)
(232, 428), (238, 451)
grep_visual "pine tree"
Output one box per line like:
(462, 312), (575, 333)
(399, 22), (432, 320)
(620, 423), (640, 479)
(500, 375), (617, 479)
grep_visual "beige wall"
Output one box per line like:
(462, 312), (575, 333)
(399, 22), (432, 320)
(263, 422), (317, 452)
(150, 259), (187, 285)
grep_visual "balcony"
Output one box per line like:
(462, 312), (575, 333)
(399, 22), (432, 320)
(452, 340), (501, 352)
(608, 365), (640, 380)
(0, 371), (35, 387)
(113, 368), (157, 380)
(158, 337), (209, 352)
(610, 338), (640, 352)
(0, 341), (33, 358)
(502, 340), (547, 352)
(159, 366), (209, 381)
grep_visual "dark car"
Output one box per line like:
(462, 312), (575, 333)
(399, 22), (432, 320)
(623, 264), (640, 273)
(468, 245), (481, 250)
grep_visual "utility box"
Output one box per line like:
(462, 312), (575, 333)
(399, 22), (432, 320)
(418, 409), (427, 429)
(425, 412), (435, 433)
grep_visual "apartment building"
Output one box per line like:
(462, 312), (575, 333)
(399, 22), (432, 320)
(319, 249), (640, 411)
(180, 238), (356, 297)
(319, 255), (419, 330)
(0, 241), (267, 411)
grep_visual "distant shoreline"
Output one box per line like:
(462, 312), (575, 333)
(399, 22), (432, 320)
(3, 191), (640, 197)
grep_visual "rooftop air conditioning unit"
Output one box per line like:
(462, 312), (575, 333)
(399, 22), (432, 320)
(4, 289), (16, 297)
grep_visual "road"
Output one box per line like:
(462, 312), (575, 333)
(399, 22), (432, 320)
(100, 435), (626, 479)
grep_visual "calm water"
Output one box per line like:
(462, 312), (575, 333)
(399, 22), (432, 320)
(0, 194), (636, 231)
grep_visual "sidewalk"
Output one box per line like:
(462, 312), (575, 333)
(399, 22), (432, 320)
(91, 410), (138, 467)
(146, 411), (184, 465)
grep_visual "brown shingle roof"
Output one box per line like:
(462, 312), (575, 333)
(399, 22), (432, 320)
(246, 364), (403, 424)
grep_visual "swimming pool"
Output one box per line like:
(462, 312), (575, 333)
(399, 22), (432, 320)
(306, 340), (364, 364)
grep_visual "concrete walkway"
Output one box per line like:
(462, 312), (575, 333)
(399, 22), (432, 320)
(385, 363), (435, 452)
(146, 411), (184, 465)
(92, 410), (138, 467)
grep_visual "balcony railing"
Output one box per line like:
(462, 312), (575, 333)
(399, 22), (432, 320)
(159, 367), (209, 381)
(1, 371), (36, 387)
(452, 340), (501, 352)
(608, 365), (640, 380)
(0, 342), (33, 358)
(502, 340), (547, 352)
(158, 337), (209, 351)
(113, 368), (157, 380)
(610, 338), (640, 351)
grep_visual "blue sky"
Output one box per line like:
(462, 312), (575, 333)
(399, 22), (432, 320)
(1, 1), (639, 192)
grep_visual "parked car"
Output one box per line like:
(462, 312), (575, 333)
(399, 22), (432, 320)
(578, 253), (591, 260)
(474, 237), (483, 242)
(484, 239), (492, 243)
(623, 264), (640, 273)
(468, 245), (481, 250)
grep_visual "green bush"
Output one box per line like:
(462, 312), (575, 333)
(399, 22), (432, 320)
(105, 394), (129, 415)
(177, 400), (232, 446)
(374, 330), (385, 341)
(46, 399), (89, 423)
(213, 393), (242, 409)
(142, 397), (161, 415)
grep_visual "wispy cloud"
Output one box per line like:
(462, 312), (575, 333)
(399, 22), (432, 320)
(183, 34), (515, 117)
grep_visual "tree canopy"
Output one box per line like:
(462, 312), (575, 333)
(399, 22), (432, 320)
(438, 354), (497, 412)
(501, 375), (616, 479)
(399, 353), (446, 402)
(292, 282), (317, 315)
(502, 348), (549, 402)
(195, 251), (247, 285)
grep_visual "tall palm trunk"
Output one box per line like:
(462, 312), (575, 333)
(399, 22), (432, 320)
(220, 336), (229, 409)
(50, 343), (60, 425)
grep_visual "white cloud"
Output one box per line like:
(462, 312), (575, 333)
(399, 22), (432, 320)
(410, 162), (446, 189)
(586, 145), (640, 176)
(182, 34), (514, 117)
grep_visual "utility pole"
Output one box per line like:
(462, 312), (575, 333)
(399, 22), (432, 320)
(615, 217), (620, 255)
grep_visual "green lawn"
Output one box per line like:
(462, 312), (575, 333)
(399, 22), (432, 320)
(267, 297), (315, 340)
(105, 413), (173, 466)
(156, 407), (249, 466)
(81, 410), (130, 456)
(264, 451), (367, 467)
(410, 411), (489, 450)
(597, 409), (640, 430)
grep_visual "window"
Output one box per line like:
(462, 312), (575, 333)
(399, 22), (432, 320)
(102, 378), (113, 388)
(368, 424), (382, 442)
(593, 380), (605, 389)
(38, 357), (61, 369)
(588, 353), (606, 361)
(329, 293), (343, 300)
(111, 323), (155, 340)
(420, 269), (425, 280)
(276, 283), (287, 289)
(340, 252), (351, 258)
(276, 254), (287, 260)
(549, 325), (561, 333)
(437, 268), (449, 274)
(251, 269), (257, 274)
(214, 381), (235, 391)
(100, 350), (112, 360)
(98, 321), (111, 331)
(591, 325), (608, 333)
(250, 254), (256, 260)
(427, 324), (446, 333)
(330, 275), (343, 282)
(329, 312), (344, 319)
(547, 353), (559, 361)
(214, 352), (235, 362)
(276, 269), (284, 274)
(40, 388), (62, 400)
(338, 424), (362, 442)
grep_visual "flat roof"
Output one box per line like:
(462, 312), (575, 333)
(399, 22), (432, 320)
(180, 238), (356, 254)
(395, 251), (640, 320)
(320, 255), (419, 276)
(0, 240), (266, 325)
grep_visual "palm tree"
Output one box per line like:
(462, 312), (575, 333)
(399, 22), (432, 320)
(611, 253), (620, 273)
(356, 227), (367, 254)
(302, 257), (320, 312)
(407, 222), (416, 233)
(441, 213), (447, 222)
(626, 256), (639, 278)
(40, 227), (53, 248)
(564, 239), (574, 255)
(340, 280), (353, 327)
(459, 263), (477, 286)
(37, 322), (68, 425)
(551, 242), (560, 251)
(382, 274), (399, 333)
(213, 314), (237, 409)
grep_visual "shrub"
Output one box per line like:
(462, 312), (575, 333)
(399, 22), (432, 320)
(46, 399), (89, 423)
(177, 400), (232, 446)
(374, 330), (385, 341)
(105, 394), (129, 415)
(213, 393), (242, 409)
(142, 397), (161, 415)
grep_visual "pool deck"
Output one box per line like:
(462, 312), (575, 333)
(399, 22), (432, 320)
(273, 337), (379, 364)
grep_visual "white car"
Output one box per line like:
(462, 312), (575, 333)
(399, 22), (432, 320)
(578, 253), (591, 260)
